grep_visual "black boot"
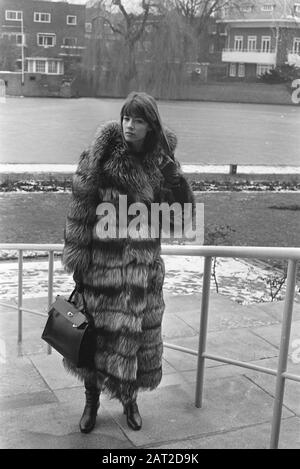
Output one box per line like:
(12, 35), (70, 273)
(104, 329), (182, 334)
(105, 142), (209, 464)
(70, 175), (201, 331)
(123, 400), (142, 431)
(79, 378), (100, 434)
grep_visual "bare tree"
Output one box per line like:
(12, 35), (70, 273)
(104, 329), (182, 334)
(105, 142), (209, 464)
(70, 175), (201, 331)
(173, 0), (238, 32)
(82, 0), (108, 94)
(101, 0), (161, 93)
(142, 7), (197, 98)
(83, 0), (239, 96)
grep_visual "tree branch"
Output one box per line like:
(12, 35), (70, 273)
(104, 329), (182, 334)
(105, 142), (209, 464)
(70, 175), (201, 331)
(112, 0), (130, 23)
(102, 16), (124, 36)
(131, 2), (151, 43)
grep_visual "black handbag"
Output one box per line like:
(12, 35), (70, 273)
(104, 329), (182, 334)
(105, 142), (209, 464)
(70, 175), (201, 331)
(41, 288), (96, 368)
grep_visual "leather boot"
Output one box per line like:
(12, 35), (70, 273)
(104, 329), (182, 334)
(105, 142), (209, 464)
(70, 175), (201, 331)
(123, 400), (142, 431)
(79, 378), (100, 433)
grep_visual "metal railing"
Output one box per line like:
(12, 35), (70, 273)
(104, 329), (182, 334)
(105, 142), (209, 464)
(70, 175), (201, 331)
(0, 243), (299, 449)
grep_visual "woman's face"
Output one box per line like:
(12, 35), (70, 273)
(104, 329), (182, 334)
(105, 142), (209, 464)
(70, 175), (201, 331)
(122, 114), (150, 148)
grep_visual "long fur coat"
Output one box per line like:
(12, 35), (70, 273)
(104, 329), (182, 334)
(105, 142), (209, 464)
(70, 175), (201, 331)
(62, 121), (195, 404)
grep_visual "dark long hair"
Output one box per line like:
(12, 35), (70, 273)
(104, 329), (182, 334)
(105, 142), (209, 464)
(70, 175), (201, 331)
(120, 91), (171, 154)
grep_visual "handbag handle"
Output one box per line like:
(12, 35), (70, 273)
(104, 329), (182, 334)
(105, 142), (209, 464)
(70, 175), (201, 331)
(68, 287), (95, 326)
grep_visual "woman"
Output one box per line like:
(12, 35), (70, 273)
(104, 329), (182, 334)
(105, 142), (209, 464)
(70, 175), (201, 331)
(62, 91), (195, 433)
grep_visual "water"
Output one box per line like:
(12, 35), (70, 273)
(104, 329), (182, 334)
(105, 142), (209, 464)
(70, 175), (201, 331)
(0, 97), (299, 165)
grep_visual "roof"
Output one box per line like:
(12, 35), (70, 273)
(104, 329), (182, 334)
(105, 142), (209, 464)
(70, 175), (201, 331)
(217, 0), (300, 23)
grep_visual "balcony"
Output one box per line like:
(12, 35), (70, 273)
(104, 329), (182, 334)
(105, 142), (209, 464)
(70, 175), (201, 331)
(288, 51), (300, 67)
(60, 45), (86, 50)
(222, 48), (276, 65)
(59, 44), (86, 58)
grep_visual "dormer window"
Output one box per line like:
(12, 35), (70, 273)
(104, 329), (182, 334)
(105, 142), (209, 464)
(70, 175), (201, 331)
(261, 4), (275, 11)
(293, 38), (300, 54)
(85, 22), (92, 33)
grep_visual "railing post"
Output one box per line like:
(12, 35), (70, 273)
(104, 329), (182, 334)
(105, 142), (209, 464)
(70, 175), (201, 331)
(270, 259), (297, 449)
(18, 250), (23, 344)
(47, 250), (54, 355)
(195, 256), (212, 408)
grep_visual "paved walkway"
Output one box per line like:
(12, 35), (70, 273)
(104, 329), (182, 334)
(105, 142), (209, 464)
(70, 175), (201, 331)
(0, 292), (299, 449)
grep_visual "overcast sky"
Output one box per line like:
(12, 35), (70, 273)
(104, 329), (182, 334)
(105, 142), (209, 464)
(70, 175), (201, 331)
(54, 0), (87, 3)
(53, 1), (145, 13)
(53, 1), (140, 5)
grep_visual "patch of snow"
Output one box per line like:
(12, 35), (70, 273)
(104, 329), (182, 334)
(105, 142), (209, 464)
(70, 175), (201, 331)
(0, 164), (77, 173)
(1, 163), (300, 175)
(182, 165), (300, 174)
(0, 256), (298, 305)
(0, 250), (50, 261)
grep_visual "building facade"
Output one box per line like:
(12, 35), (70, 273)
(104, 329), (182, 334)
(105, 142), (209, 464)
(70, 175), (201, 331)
(215, 0), (300, 80)
(0, 0), (86, 95)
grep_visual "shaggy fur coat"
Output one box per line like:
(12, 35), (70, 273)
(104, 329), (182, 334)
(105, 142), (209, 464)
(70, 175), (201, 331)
(62, 120), (195, 404)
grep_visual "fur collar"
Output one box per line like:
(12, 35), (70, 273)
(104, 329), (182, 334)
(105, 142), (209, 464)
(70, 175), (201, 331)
(91, 120), (177, 165)
(86, 121), (178, 203)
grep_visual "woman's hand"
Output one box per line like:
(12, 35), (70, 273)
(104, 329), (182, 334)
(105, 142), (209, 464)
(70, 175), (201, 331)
(158, 154), (181, 186)
(73, 270), (84, 293)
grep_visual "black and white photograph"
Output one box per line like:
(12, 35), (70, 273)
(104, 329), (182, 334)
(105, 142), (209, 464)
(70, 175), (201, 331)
(0, 0), (299, 454)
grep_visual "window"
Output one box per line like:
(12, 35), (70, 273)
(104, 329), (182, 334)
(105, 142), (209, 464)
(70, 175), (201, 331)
(5, 10), (22, 21)
(234, 36), (244, 51)
(261, 4), (274, 12)
(34, 12), (51, 23)
(248, 36), (257, 51)
(85, 22), (92, 33)
(63, 37), (78, 47)
(222, 6), (229, 17)
(238, 63), (245, 77)
(257, 64), (273, 76)
(209, 43), (215, 54)
(229, 63), (236, 77)
(26, 59), (64, 75)
(16, 33), (24, 45)
(67, 15), (77, 25)
(293, 38), (300, 54)
(37, 33), (56, 47)
(295, 4), (300, 14)
(36, 60), (46, 73)
(261, 36), (271, 52)
(28, 61), (34, 73)
(1, 32), (24, 45)
(48, 60), (58, 74)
